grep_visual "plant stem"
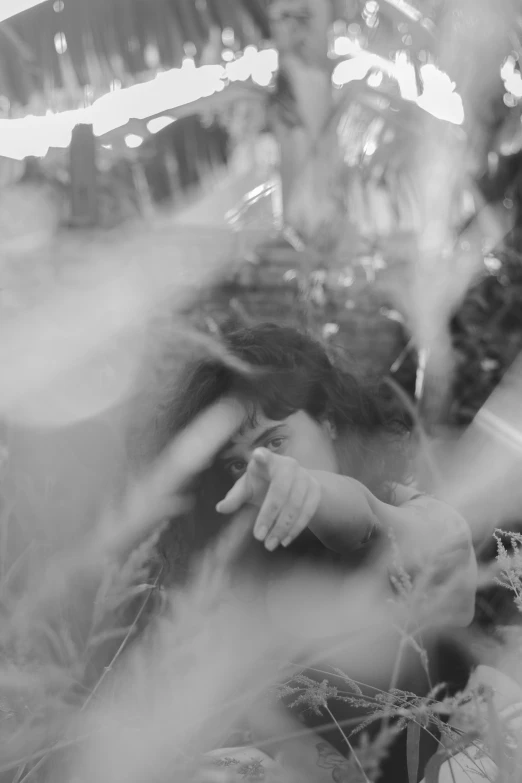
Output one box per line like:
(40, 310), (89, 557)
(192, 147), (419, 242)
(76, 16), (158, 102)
(325, 706), (371, 783)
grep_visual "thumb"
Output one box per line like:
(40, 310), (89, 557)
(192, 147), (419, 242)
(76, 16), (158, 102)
(216, 474), (251, 515)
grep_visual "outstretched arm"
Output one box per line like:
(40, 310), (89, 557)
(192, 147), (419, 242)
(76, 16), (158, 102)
(217, 449), (477, 628)
(308, 472), (477, 628)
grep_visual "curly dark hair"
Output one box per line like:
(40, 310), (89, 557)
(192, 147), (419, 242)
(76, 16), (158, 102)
(153, 323), (411, 585)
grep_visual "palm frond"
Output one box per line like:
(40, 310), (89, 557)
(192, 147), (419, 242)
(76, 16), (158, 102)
(3, 0), (270, 106)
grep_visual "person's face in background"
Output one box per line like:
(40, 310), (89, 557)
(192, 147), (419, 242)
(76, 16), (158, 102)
(218, 405), (340, 482)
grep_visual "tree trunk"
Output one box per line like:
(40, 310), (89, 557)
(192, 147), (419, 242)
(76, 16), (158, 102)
(269, 0), (333, 218)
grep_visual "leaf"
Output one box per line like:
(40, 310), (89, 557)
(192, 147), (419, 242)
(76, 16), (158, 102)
(484, 688), (508, 774)
(407, 721), (421, 783)
(332, 668), (363, 695)
(423, 750), (448, 783)
(88, 626), (136, 650)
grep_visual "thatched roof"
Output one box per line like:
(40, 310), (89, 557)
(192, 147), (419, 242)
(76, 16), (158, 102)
(0, 0), (270, 107)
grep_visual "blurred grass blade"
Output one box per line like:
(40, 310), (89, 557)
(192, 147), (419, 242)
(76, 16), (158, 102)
(407, 720), (421, 783)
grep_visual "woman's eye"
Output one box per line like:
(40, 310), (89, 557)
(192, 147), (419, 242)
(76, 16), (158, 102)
(266, 437), (285, 452)
(227, 461), (246, 479)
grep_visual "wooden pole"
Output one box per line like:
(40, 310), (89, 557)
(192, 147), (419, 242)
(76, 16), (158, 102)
(69, 123), (99, 228)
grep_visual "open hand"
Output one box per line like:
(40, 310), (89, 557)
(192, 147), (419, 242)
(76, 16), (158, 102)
(216, 448), (321, 551)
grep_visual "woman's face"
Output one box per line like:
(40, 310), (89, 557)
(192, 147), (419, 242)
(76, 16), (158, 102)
(218, 406), (340, 481)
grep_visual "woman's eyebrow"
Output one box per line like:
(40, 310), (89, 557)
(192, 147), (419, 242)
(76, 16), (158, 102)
(252, 424), (285, 448)
(218, 425), (285, 461)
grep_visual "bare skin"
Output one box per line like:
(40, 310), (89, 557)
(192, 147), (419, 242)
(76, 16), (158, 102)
(216, 408), (477, 628)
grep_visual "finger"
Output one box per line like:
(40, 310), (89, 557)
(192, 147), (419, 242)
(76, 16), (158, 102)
(263, 475), (309, 552)
(250, 447), (274, 478)
(216, 475), (251, 515)
(253, 469), (293, 542)
(280, 481), (321, 549)
(216, 449), (271, 515)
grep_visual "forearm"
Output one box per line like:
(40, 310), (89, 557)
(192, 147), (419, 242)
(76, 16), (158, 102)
(308, 472), (477, 626)
(307, 471), (379, 551)
(309, 470), (469, 564)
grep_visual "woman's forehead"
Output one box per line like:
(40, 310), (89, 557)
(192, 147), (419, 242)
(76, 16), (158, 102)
(234, 409), (277, 443)
(219, 409), (285, 458)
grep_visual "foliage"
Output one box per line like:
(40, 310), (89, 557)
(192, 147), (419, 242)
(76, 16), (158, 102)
(450, 251), (522, 426)
(2, 0), (271, 107)
(2, 467), (521, 783)
(3, 3), (522, 783)
(275, 530), (522, 783)
(0, 384), (250, 781)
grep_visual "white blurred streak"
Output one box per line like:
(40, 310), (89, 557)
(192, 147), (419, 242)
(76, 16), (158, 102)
(417, 64), (464, 125)
(67, 551), (398, 783)
(0, 340), (480, 781)
(66, 529), (478, 783)
(54, 527), (472, 783)
(147, 115), (176, 134)
(0, 179), (63, 254)
(0, 222), (236, 426)
(0, 0), (44, 22)
(93, 398), (245, 562)
(332, 50), (464, 125)
(433, 354), (522, 542)
(0, 52), (278, 160)
(402, 0), (514, 422)
(501, 55), (522, 98)
(418, 664), (522, 783)
(0, 220), (241, 571)
(6, 399), (246, 691)
(0, 0), (46, 23)
(1, 303), (141, 428)
(73, 605), (280, 783)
